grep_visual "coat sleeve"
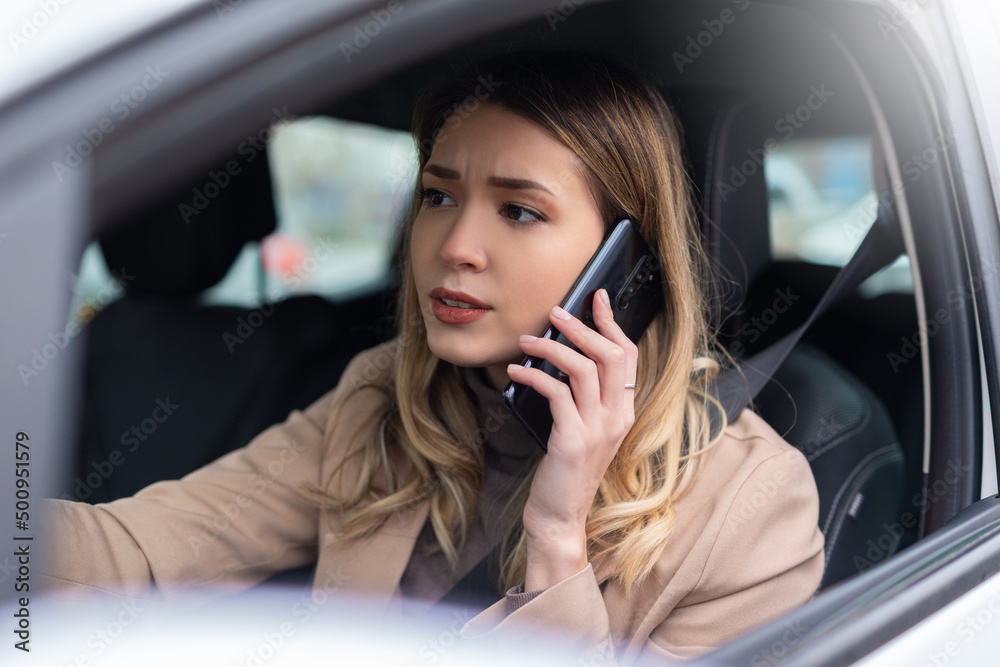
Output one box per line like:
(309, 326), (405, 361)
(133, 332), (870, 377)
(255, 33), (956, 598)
(460, 446), (824, 666)
(39, 346), (386, 601)
(460, 563), (619, 664)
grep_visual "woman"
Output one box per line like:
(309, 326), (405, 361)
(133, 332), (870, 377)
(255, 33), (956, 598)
(41, 50), (824, 662)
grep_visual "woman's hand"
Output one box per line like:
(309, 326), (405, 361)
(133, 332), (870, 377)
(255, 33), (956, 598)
(506, 288), (639, 590)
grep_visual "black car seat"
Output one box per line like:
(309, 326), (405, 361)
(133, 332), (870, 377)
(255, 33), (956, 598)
(665, 89), (906, 588)
(69, 148), (395, 505)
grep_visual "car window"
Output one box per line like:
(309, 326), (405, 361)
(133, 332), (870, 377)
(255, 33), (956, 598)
(765, 135), (913, 295)
(72, 115), (416, 313)
(255, 115), (416, 302)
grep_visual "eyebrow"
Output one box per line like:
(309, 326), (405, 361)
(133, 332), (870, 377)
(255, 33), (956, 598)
(422, 164), (555, 196)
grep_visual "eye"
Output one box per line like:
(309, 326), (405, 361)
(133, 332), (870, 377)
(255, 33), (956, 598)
(420, 188), (455, 209)
(500, 202), (546, 226)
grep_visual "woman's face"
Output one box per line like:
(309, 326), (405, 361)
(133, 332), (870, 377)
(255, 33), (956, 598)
(410, 103), (606, 390)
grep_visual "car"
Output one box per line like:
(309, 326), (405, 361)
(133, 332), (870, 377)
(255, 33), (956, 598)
(1, 0), (999, 664)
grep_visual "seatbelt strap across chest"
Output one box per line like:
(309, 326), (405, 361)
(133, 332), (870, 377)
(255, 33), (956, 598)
(710, 192), (905, 429)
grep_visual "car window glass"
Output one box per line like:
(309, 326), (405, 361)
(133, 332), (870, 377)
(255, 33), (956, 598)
(72, 116), (417, 313)
(253, 115), (416, 303)
(765, 136), (912, 295)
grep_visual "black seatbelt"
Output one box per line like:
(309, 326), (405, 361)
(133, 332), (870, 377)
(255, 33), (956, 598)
(710, 191), (906, 430)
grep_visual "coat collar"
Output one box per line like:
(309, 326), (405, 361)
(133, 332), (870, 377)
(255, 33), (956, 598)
(314, 499), (431, 616)
(314, 361), (611, 614)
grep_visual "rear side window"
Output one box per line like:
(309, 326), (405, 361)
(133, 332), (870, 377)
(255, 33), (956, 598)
(72, 116), (417, 318)
(257, 116), (417, 302)
(767, 136), (874, 265)
(765, 136), (912, 295)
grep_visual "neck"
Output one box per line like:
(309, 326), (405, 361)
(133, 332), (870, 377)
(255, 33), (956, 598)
(484, 363), (512, 392)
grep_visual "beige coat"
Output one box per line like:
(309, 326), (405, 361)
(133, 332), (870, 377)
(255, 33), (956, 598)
(41, 340), (824, 663)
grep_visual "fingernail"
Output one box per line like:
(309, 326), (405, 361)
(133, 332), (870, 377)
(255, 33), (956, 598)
(519, 334), (537, 343)
(552, 305), (571, 320)
(507, 363), (521, 374)
(599, 289), (610, 307)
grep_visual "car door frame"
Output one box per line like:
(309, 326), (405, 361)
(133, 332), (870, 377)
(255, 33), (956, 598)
(1, 0), (997, 663)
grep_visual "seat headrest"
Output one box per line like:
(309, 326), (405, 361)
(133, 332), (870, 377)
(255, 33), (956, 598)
(99, 149), (277, 297)
(663, 88), (771, 342)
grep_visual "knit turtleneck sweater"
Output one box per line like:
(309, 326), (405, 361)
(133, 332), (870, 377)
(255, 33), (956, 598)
(397, 365), (542, 614)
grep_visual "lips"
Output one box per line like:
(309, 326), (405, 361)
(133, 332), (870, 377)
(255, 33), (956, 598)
(430, 287), (490, 309)
(430, 287), (491, 324)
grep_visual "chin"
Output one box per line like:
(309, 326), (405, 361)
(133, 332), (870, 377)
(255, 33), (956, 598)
(425, 330), (516, 369)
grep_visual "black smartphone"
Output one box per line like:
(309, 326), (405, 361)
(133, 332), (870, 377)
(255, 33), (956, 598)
(502, 218), (665, 451)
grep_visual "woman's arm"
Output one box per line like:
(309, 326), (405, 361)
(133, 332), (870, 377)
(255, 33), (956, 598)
(461, 442), (824, 665)
(506, 290), (638, 591)
(39, 345), (389, 600)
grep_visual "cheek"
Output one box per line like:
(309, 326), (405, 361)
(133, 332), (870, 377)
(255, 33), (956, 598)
(409, 226), (433, 283)
(509, 256), (587, 328)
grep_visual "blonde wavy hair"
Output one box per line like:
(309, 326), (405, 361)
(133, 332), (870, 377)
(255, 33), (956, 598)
(308, 50), (727, 595)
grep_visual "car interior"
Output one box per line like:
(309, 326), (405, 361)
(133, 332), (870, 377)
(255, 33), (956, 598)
(57, 0), (985, 653)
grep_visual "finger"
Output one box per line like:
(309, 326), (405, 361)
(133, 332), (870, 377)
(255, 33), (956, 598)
(506, 363), (583, 441)
(547, 294), (630, 407)
(587, 290), (632, 419)
(591, 288), (639, 383)
(594, 292), (639, 428)
(590, 290), (640, 422)
(518, 333), (601, 417)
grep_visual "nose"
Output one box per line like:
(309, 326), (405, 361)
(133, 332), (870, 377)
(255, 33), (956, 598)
(438, 207), (488, 272)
